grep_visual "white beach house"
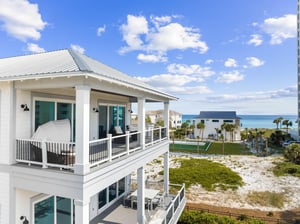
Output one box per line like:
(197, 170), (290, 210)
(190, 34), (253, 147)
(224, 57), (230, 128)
(146, 110), (182, 128)
(0, 49), (186, 224)
(193, 111), (241, 141)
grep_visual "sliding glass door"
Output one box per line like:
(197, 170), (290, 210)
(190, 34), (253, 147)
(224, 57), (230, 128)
(34, 196), (73, 224)
(98, 104), (125, 138)
(34, 99), (75, 141)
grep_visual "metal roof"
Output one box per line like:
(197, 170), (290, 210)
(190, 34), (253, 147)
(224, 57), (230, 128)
(0, 49), (177, 100)
(195, 111), (240, 119)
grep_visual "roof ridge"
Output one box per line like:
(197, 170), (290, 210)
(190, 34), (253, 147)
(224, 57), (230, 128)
(67, 48), (92, 72)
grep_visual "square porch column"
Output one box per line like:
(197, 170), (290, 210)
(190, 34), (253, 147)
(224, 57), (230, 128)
(74, 199), (90, 224)
(74, 85), (90, 175)
(164, 151), (169, 195)
(138, 98), (145, 149)
(164, 101), (170, 139)
(137, 166), (145, 224)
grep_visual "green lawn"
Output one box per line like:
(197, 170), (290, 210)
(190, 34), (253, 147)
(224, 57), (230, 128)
(169, 158), (244, 190)
(169, 141), (252, 155)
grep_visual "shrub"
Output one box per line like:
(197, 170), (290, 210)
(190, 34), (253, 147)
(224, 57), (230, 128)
(284, 143), (300, 164)
(247, 191), (285, 208)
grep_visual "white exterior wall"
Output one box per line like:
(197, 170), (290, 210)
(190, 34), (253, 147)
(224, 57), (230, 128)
(0, 82), (14, 164)
(15, 189), (37, 223)
(0, 172), (10, 224)
(90, 94), (99, 140)
(194, 118), (241, 141)
(15, 90), (32, 139)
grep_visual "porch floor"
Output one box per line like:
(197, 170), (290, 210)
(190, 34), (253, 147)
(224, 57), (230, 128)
(90, 196), (174, 224)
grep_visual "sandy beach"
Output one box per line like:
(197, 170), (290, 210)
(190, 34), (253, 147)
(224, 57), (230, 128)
(143, 154), (300, 212)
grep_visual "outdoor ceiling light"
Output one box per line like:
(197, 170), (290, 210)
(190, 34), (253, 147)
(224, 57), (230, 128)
(21, 104), (30, 111)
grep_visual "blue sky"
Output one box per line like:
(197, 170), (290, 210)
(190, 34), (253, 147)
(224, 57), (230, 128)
(0, 0), (297, 115)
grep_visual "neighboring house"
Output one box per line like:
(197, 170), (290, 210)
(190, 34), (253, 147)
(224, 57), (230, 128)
(193, 111), (241, 141)
(146, 110), (182, 128)
(0, 49), (186, 224)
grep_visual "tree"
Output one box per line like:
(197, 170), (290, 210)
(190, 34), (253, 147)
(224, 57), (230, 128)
(181, 120), (191, 138)
(197, 122), (205, 140)
(282, 119), (292, 133)
(284, 143), (300, 164)
(278, 116), (283, 129)
(273, 118), (281, 129)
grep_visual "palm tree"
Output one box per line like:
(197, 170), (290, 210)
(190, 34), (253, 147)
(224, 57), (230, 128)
(221, 123), (227, 141)
(215, 128), (219, 140)
(197, 122), (205, 140)
(273, 118), (281, 129)
(282, 119), (292, 133)
(278, 116), (283, 129)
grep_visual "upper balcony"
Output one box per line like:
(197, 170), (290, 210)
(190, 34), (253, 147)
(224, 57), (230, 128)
(15, 127), (168, 172)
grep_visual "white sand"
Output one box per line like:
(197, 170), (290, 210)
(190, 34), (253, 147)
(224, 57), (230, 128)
(143, 154), (300, 211)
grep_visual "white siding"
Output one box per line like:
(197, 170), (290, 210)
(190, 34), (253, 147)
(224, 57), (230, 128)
(0, 172), (10, 224)
(0, 82), (14, 164)
(15, 90), (31, 139)
(16, 189), (37, 224)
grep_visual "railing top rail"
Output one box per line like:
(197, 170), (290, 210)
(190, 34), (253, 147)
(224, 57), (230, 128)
(89, 137), (109, 144)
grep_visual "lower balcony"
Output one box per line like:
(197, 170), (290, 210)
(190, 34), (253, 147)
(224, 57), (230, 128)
(90, 184), (186, 224)
(15, 127), (167, 172)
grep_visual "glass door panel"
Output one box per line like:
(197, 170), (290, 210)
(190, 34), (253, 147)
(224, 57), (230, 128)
(34, 196), (55, 224)
(98, 188), (107, 209)
(109, 183), (117, 202)
(35, 101), (55, 130)
(57, 103), (72, 121)
(118, 106), (125, 131)
(56, 197), (71, 224)
(99, 106), (108, 138)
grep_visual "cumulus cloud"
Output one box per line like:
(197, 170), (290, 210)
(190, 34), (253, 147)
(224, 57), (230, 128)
(70, 44), (85, 54)
(260, 14), (296, 44)
(167, 63), (215, 78)
(137, 53), (167, 63)
(26, 43), (45, 53)
(119, 14), (208, 62)
(138, 74), (198, 87)
(97, 25), (106, 36)
(0, 0), (47, 41)
(246, 57), (265, 67)
(206, 86), (296, 102)
(224, 58), (238, 68)
(205, 59), (214, 65)
(119, 15), (148, 53)
(247, 34), (263, 46)
(216, 71), (244, 83)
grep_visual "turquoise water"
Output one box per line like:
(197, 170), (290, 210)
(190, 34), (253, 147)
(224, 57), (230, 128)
(182, 114), (298, 129)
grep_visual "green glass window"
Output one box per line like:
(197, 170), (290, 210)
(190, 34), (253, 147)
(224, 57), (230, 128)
(109, 183), (117, 202)
(35, 101), (55, 130)
(34, 196), (55, 224)
(118, 178), (125, 196)
(57, 197), (72, 224)
(98, 188), (107, 209)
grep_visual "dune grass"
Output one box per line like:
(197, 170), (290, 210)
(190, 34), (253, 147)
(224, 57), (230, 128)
(169, 158), (243, 191)
(247, 191), (286, 208)
(273, 161), (300, 178)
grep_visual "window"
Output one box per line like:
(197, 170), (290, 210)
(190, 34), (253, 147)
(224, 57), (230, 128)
(34, 196), (73, 224)
(98, 104), (126, 138)
(34, 99), (76, 141)
(212, 120), (219, 122)
(98, 189), (107, 209)
(118, 178), (125, 196)
(224, 120), (233, 123)
(109, 182), (117, 202)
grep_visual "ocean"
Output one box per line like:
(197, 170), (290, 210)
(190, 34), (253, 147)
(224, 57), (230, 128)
(182, 114), (298, 129)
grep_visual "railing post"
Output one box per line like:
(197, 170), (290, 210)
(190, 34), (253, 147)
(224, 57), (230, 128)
(42, 140), (47, 168)
(151, 128), (154, 145)
(108, 134), (112, 162)
(159, 126), (162, 141)
(126, 131), (130, 155)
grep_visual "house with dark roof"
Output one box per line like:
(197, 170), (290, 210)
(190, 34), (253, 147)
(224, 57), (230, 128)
(0, 49), (185, 224)
(193, 111), (241, 141)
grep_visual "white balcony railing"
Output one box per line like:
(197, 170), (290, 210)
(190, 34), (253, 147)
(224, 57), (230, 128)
(16, 127), (168, 171)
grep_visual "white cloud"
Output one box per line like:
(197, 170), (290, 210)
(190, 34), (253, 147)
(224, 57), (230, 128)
(26, 43), (45, 53)
(246, 57), (265, 67)
(70, 44), (85, 54)
(216, 71), (244, 83)
(224, 58), (238, 68)
(260, 14), (296, 44)
(137, 53), (167, 63)
(165, 85), (212, 94)
(119, 14), (208, 62)
(205, 59), (214, 65)
(138, 74), (198, 87)
(167, 63), (215, 78)
(0, 0), (46, 41)
(97, 25), (106, 36)
(247, 34), (263, 46)
(206, 86), (296, 102)
(119, 15), (148, 53)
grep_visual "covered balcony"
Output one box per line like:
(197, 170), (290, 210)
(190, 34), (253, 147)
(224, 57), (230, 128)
(15, 126), (168, 172)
